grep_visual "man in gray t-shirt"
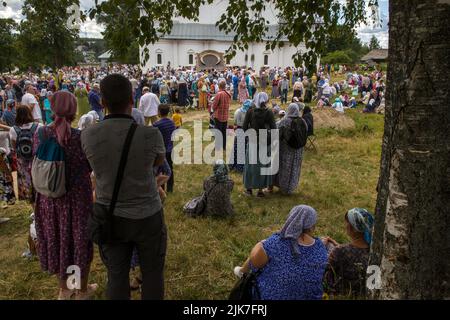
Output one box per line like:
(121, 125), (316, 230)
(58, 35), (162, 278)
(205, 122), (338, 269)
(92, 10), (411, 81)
(81, 74), (167, 300)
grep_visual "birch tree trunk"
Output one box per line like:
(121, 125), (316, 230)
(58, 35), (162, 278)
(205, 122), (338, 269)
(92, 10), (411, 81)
(369, 0), (450, 299)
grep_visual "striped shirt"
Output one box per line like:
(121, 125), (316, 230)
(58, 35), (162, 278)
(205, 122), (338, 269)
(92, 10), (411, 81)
(153, 117), (176, 153)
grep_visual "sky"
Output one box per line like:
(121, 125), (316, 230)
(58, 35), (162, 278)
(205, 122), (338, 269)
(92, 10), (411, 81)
(0, 0), (389, 48)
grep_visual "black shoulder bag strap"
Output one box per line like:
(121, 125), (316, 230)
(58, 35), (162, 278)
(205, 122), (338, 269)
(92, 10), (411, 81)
(109, 122), (137, 217)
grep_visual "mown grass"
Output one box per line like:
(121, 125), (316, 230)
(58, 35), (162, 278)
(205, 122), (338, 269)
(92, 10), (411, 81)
(0, 88), (384, 300)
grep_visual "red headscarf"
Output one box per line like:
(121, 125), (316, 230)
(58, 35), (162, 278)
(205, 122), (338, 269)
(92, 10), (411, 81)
(50, 91), (77, 146)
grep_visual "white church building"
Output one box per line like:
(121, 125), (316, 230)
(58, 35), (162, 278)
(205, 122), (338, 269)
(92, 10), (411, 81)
(140, 0), (307, 72)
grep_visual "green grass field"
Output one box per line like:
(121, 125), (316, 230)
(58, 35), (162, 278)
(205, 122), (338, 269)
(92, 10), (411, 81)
(0, 86), (384, 300)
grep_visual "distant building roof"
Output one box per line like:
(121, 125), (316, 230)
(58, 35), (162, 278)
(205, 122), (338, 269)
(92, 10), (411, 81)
(98, 50), (112, 60)
(361, 49), (388, 62)
(162, 23), (288, 42)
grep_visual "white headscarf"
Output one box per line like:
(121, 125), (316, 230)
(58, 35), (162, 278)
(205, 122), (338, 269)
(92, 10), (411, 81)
(78, 114), (96, 130)
(87, 110), (100, 121)
(253, 92), (269, 109)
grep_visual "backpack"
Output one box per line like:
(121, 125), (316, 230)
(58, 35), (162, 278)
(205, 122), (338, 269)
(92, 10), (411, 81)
(284, 118), (308, 149)
(14, 123), (38, 161)
(31, 128), (67, 198)
(151, 79), (160, 95)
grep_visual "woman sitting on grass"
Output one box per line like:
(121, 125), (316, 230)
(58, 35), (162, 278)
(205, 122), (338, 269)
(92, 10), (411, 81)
(322, 208), (374, 298)
(203, 160), (234, 217)
(234, 205), (328, 300)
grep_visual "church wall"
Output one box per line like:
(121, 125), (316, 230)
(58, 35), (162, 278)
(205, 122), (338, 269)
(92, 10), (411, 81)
(141, 40), (305, 72)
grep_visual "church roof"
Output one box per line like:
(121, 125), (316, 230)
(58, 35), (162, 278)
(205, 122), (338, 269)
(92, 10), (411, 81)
(163, 23), (288, 42)
(361, 49), (388, 62)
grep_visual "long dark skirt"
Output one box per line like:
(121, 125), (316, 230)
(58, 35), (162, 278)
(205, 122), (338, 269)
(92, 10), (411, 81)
(178, 83), (188, 106)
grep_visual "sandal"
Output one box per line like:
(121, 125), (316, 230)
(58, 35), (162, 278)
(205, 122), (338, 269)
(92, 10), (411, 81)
(74, 283), (98, 300)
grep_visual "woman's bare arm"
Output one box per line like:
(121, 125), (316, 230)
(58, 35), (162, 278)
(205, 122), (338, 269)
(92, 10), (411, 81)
(241, 242), (269, 273)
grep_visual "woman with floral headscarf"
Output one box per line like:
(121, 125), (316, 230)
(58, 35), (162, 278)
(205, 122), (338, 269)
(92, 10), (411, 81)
(234, 205), (328, 300)
(203, 160), (234, 217)
(323, 208), (374, 298)
(269, 103), (307, 195)
(238, 76), (249, 103)
(33, 91), (96, 300)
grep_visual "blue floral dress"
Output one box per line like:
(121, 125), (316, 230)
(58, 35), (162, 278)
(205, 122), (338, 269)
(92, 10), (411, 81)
(252, 233), (328, 300)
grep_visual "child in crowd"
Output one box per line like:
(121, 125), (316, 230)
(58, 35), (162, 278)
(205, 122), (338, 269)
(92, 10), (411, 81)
(153, 104), (176, 193)
(172, 108), (183, 129)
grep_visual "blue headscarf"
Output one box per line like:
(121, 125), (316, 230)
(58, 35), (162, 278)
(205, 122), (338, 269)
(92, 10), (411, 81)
(280, 205), (318, 256)
(346, 208), (374, 245)
(241, 99), (252, 113)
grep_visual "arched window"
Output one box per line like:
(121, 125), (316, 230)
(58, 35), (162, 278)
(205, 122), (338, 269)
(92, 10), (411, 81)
(188, 54), (194, 65)
(245, 54), (248, 62)
(251, 54), (255, 62)
(264, 54), (269, 65)
(157, 53), (162, 65)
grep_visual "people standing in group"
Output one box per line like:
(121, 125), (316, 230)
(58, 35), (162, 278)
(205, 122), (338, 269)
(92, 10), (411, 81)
(33, 91), (97, 300)
(88, 83), (104, 121)
(243, 92), (276, 198)
(234, 205), (328, 300)
(153, 104), (176, 193)
(139, 86), (161, 126)
(81, 74), (167, 300)
(22, 84), (43, 123)
(212, 80), (231, 151)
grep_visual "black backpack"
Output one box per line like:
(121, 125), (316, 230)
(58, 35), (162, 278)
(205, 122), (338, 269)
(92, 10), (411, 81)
(284, 118), (308, 149)
(14, 123), (38, 160)
(151, 79), (160, 95)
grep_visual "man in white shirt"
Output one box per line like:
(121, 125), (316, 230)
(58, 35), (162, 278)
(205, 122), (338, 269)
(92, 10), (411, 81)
(21, 85), (43, 123)
(139, 87), (160, 125)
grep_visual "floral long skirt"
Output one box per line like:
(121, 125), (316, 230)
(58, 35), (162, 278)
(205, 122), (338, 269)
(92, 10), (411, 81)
(0, 154), (15, 204)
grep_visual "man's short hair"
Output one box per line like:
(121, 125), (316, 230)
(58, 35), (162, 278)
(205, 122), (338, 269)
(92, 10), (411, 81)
(219, 80), (226, 90)
(100, 74), (132, 114)
(158, 104), (170, 117)
(142, 86), (150, 93)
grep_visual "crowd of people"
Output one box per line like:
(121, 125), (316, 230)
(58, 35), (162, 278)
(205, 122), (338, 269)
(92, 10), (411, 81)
(0, 62), (380, 300)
